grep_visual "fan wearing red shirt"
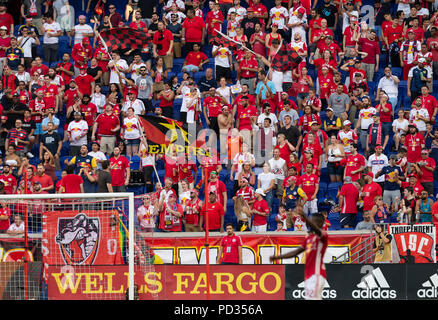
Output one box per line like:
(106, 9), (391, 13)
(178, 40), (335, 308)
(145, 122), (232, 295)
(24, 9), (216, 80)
(71, 37), (93, 70)
(405, 124), (425, 164)
(343, 19), (360, 50)
(420, 86), (438, 124)
(56, 53), (75, 84)
(182, 9), (206, 46)
(30, 57), (49, 76)
(109, 146), (130, 192)
(40, 74), (59, 111)
(31, 164), (54, 193)
(184, 189), (203, 232)
(75, 66), (95, 96)
(29, 89), (46, 126)
(205, 2), (224, 38)
(238, 51), (258, 81)
(382, 18), (404, 48)
(312, 19), (334, 48)
(299, 163), (320, 215)
(401, 174), (424, 198)
(0, 165), (16, 194)
(341, 143), (365, 181)
(236, 97), (258, 143)
(251, 189), (270, 232)
(79, 95), (97, 128)
(413, 150), (436, 195)
(361, 172), (383, 212)
(217, 223), (243, 264)
(158, 193), (183, 232)
(203, 87), (223, 135)
(94, 41), (110, 75)
(182, 44), (209, 72)
(59, 165), (84, 193)
(152, 21), (174, 70)
(200, 192), (225, 232)
(250, 0), (268, 27)
(206, 170), (227, 206)
(0, 203), (11, 233)
(339, 176), (360, 228)
(301, 130), (323, 169)
(92, 104), (120, 153)
(317, 66), (334, 102)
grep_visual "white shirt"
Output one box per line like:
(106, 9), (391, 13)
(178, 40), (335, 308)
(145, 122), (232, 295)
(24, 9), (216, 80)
(377, 76), (399, 98)
(232, 152), (255, 180)
(269, 6), (289, 30)
(73, 23), (93, 44)
(257, 172), (276, 191)
(359, 107), (377, 130)
(367, 153), (388, 183)
(88, 150), (107, 170)
(43, 21), (61, 44)
(67, 119), (88, 146)
(213, 45), (231, 68)
(165, 11), (186, 24)
(130, 62), (147, 84)
(7, 222), (24, 233)
(257, 113), (278, 130)
(109, 59), (129, 84)
(91, 93), (106, 114)
(17, 36), (36, 58)
(288, 15), (307, 43)
(122, 116), (141, 140)
(228, 6), (247, 22)
(137, 205), (156, 229)
(180, 86), (200, 112)
(139, 143), (155, 167)
(409, 107), (429, 132)
(268, 157), (286, 180)
(342, 11), (359, 32)
(392, 118), (409, 135)
(122, 99), (145, 115)
(16, 71), (31, 84)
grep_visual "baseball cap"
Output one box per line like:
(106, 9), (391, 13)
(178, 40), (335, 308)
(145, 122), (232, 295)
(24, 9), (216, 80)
(1, 115), (7, 120)
(190, 188), (198, 195)
(375, 144), (383, 149)
(74, 111), (82, 116)
(255, 188), (266, 196)
(344, 176), (352, 184)
(0, 26), (7, 31)
(343, 120), (352, 126)
(366, 172), (374, 178)
(326, 107), (334, 112)
(390, 154), (398, 160)
(298, 7), (305, 14)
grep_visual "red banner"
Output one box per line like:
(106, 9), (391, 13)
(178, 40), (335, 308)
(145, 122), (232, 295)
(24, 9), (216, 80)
(47, 265), (285, 300)
(143, 232), (371, 265)
(42, 210), (123, 266)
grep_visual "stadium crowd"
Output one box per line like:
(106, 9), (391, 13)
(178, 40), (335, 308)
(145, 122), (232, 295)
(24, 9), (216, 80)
(0, 0), (437, 235)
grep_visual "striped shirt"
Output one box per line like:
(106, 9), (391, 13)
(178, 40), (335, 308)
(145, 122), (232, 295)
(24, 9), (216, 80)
(7, 128), (28, 151)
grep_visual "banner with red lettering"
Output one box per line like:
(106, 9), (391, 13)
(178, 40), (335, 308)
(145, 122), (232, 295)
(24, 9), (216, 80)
(142, 232), (371, 265)
(389, 223), (436, 263)
(47, 265), (285, 300)
(42, 210), (124, 266)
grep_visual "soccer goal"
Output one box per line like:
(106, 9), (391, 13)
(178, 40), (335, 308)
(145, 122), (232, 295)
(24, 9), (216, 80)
(0, 192), (158, 300)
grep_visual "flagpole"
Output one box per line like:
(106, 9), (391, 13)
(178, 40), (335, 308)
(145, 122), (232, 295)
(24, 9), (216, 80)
(213, 29), (258, 56)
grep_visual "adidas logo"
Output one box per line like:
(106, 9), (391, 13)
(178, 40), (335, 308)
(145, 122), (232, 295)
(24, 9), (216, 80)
(417, 271), (438, 298)
(290, 279), (337, 299)
(352, 267), (397, 299)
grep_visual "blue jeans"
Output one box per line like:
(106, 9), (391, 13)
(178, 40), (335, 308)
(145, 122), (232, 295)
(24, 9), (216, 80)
(264, 190), (274, 212)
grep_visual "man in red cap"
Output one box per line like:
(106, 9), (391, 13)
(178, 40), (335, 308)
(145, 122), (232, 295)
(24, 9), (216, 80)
(74, 65), (95, 96)
(157, 192), (183, 232)
(184, 188), (203, 232)
(93, 39), (111, 86)
(71, 37), (93, 76)
(405, 123), (425, 165)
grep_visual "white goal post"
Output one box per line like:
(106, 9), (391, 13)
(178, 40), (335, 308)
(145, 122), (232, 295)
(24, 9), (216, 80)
(0, 192), (137, 300)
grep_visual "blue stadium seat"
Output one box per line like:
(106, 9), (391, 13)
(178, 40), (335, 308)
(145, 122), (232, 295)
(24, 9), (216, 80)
(327, 182), (342, 202)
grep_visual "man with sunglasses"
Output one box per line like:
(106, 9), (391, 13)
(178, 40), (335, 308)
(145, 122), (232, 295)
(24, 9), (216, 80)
(107, 5), (122, 29)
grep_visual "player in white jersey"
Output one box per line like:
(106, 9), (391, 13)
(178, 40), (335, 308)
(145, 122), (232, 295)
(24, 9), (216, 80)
(271, 206), (328, 300)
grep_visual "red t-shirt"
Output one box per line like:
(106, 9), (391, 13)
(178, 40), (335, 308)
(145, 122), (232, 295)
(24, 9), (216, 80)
(31, 64), (49, 76)
(204, 96), (222, 118)
(185, 198), (202, 225)
(201, 201), (225, 230)
(95, 112), (120, 136)
(405, 133), (425, 163)
(252, 199), (269, 226)
(344, 26), (358, 47)
(164, 157), (179, 184)
(207, 180), (227, 206)
(239, 57), (258, 79)
(420, 94), (438, 122)
(219, 234), (243, 263)
(342, 153), (365, 181)
(299, 173), (319, 199)
(384, 24), (404, 45)
(418, 157), (436, 183)
(109, 156), (130, 187)
(358, 37), (380, 64)
(158, 204), (183, 232)
(185, 51), (208, 67)
(375, 103), (392, 123)
(152, 29), (174, 56)
(237, 105), (258, 131)
(340, 183), (359, 214)
(178, 163), (196, 183)
(0, 174), (16, 194)
(41, 84), (58, 109)
(0, 206), (11, 231)
(362, 182), (382, 211)
(64, 89), (79, 109)
(80, 102), (97, 127)
(31, 174), (54, 190)
(75, 73), (95, 96)
(182, 16), (206, 43)
(60, 174), (83, 193)
(206, 10), (224, 36)
(318, 74), (334, 100)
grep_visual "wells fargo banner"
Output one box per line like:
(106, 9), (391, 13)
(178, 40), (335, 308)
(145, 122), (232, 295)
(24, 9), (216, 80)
(47, 265), (285, 300)
(142, 232), (371, 265)
(389, 223), (436, 263)
(42, 210), (124, 266)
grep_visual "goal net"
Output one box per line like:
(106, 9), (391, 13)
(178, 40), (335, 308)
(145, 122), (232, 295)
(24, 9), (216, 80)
(0, 192), (159, 300)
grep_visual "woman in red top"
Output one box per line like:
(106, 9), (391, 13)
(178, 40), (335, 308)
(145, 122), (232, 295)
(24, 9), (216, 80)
(158, 82), (174, 118)
(375, 92), (392, 133)
(293, 66), (314, 110)
(265, 24), (282, 58)
(276, 133), (296, 166)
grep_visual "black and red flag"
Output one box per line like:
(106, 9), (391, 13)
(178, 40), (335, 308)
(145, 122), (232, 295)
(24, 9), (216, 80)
(209, 31), (239, 50)
(99, 27), (152, 53)
(137, 115), (209, 156)
(271, 43), (302, 72)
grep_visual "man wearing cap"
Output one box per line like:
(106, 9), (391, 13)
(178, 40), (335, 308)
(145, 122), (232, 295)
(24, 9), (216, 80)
(411, 149), (436, 196)
(323, 107), (342, 137)
(184, 189), (203, 232)
(121, 89), (145, 117)
(200, 192), (225, 233)
(400, 29), (421, 80)
(71, 37), (92, 77)
(238, 50), (258, 95)
(282, 175), (307, 218)
(338, 176), (359, 228)
(157, 192), (183, 232)
(405, 123), (425, 165)
(367, 144), (388, 187)
(375, 154), (405, 211)
(401, 173), (424, 199)
(408, 60), (432, 102)
(251, 188), (269, 232)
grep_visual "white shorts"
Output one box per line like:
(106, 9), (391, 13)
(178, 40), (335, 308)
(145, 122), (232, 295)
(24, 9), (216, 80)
(252, 224), (267, 233)
(271, 70), (284, 93)
(303, 198), (318, 215)
(304, 274), (326, 300)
